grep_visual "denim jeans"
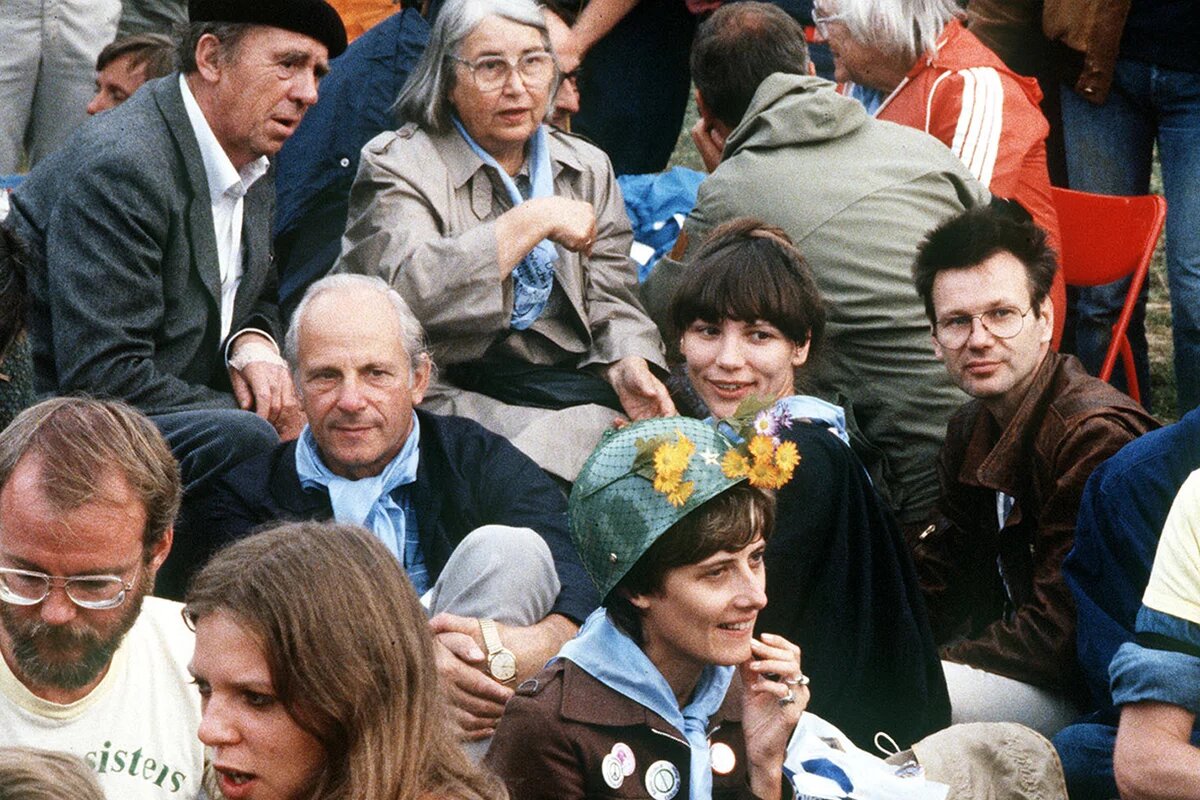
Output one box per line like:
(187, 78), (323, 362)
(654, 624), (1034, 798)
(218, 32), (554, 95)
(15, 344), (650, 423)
(1061, 59), (1200, 414)
(1053, 716), (1200, 800)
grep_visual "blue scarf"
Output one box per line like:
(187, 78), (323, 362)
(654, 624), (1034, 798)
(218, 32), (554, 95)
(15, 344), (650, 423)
(294, 414), (421, 561)
(558, 609), (734, 800)
(452, 117), (557, 330)
(774, 395), (850, 445)
(712, 395), (850, 446)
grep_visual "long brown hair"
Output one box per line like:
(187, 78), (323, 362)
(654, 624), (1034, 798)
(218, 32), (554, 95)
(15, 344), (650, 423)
(184, 522), (507, 800)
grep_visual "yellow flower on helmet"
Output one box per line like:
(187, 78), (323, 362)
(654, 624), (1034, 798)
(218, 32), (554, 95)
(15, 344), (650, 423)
(721, 450), (750, 479)
(748, 459), (784, 490)
(651, 431), (696, 503)
(774, 440), (801, 477)
(666, 480), (695, 508)
(747, 434), (775, 463)
(653, 471), (680, 495)
(654, 433), (695, 478)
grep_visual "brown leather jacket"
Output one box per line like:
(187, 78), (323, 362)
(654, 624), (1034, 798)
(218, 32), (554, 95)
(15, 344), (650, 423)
(485, 660), (763, 800)
(1042, 0), (1132, 104)
(912, 352), (1157, 692)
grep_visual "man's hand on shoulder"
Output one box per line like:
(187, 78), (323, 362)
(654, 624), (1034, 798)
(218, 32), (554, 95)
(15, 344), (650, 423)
(228, 332), (305, 440)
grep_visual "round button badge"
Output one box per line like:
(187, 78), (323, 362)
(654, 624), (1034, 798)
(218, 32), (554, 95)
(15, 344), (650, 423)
(644, 760), (681, 800)
(710, 742), (737, 775)
(601, 754), (624, 789)
(612, 742), (636, 776)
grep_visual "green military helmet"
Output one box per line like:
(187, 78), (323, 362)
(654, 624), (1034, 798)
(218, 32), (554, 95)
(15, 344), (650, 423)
(568, 416), (747, 600)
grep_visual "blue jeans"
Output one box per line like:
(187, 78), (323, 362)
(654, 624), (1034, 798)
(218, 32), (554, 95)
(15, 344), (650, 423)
(1061, 59), (1200, 414)
(1054, 717), (1200, 800)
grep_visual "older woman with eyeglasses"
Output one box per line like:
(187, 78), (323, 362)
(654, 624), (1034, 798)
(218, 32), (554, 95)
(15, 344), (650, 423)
(336, 0), (672, 482)
(812, 0), (1065, 344)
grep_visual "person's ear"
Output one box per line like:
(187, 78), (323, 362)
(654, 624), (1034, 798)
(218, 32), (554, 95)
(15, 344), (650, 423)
(147, 526), (173, 575)
(409, 354), (432, 406)
(791, 339), (810, 368)
(696, 89), (717, 127)
(627, 591), (652, 611)
(1036, 294), (1054, 344)
(931, 326), (945, 361)
(193, 33), (225, 83)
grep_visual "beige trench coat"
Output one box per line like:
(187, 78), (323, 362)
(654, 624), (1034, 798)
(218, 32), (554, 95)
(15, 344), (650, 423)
(336, 123), (666, 479)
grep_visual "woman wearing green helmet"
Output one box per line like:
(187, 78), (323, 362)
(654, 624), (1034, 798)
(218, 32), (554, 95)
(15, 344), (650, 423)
(486, 416), (806, 800)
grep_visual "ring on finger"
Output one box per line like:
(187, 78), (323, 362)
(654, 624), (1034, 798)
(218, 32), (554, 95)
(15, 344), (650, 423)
(778, 689), (796, 706)
(784, 672), (810, 687)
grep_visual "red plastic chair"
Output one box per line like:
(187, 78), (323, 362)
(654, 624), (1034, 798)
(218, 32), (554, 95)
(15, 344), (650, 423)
(1052, 187), (1167, 405)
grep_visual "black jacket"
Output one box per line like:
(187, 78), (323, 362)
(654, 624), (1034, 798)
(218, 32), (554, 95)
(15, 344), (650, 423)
(757, 421), (949, 748)
(190, 409), (598, 622)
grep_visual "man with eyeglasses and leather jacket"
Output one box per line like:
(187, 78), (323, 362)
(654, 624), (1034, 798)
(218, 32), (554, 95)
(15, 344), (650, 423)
(910, 204), (1157, 740)
(0, 398), (203, 800)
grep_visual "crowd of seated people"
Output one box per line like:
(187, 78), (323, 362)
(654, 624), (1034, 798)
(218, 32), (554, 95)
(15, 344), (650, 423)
(3, 0), (1200, 798)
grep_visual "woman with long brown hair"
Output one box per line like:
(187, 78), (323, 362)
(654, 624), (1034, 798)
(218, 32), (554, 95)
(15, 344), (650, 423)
(185, 521), (506, 800)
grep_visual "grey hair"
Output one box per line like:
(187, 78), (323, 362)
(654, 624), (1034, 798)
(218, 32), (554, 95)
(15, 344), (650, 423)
(395, 0), (554, 132)
(829, 0), (960, 65)
(284, 274), (434, 382)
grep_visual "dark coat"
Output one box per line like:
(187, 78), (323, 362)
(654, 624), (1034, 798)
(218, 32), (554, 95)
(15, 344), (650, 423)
(485, 660), (759, 800)
(1064, 406), (1200, 714)
(272, 8), (430, 320)
(195, 409), (599, 622)
(8, 75), (279, 413)
(757, 421), (949, 749)
(914, 351), (1158, 693)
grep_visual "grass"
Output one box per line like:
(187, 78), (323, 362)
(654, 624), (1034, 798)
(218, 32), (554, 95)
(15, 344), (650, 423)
(668, 93), (1178, 422)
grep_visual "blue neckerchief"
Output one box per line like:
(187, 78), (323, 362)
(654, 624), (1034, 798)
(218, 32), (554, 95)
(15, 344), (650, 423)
(558, 609), (734, 800)
(295, 413), (421, 561)
(713, 395), (849, 446)
(848, 82), (886, 115)
(452, 117), (557, 330)
(774, 395), (850, 445)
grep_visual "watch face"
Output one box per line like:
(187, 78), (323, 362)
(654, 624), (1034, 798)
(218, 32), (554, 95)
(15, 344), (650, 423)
(490, 650), (517, 682)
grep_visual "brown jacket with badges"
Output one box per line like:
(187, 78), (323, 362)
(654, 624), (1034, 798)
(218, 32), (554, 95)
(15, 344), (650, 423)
(485, 660), (762, 800)
(912, 351), (1157, 696)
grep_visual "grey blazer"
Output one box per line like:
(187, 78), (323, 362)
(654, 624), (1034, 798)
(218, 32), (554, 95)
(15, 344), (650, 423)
(8, 74), (279, 414)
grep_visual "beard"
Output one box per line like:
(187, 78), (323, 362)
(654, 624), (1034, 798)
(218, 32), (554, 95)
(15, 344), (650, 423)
(0, 565), (151, 691)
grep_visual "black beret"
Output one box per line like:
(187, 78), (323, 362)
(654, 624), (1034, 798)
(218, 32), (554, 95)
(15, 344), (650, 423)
(188, 0), (348, 58)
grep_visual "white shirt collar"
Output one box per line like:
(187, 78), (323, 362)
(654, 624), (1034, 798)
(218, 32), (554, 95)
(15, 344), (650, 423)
(178, 74), (270, 203)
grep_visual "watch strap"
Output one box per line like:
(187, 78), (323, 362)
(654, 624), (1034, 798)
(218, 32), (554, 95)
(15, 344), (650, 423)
(479, 617), (504, 656)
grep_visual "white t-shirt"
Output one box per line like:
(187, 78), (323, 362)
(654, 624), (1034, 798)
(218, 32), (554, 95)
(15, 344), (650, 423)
(1144, 468), (1200, 626)
(0, 597), (204, 799)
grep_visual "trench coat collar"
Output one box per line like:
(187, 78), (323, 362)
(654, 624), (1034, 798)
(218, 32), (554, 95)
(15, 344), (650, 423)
(432, 123), (585, 191)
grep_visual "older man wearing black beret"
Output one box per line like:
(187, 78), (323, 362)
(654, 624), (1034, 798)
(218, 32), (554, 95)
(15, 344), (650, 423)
(6, 0), (346, 500)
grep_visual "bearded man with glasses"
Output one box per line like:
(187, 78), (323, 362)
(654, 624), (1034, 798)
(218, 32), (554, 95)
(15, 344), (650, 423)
(909, 204), (1157, 740)
(0, 397), (203, 800)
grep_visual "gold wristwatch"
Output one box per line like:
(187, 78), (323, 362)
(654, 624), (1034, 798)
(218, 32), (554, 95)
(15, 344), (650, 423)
(479, 618), (518, 683)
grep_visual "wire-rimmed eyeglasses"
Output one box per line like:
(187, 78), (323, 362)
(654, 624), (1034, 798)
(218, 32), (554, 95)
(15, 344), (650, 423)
(450, 50), (557, 92)
(0, 566), (136, 610)
(933, 306), (1034, 349)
